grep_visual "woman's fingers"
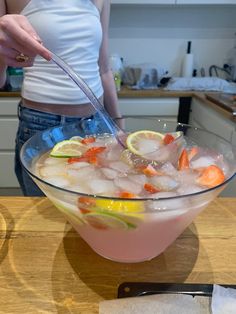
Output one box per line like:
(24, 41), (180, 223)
(0, 46), (34, 67)
(0, 14), (51, 62)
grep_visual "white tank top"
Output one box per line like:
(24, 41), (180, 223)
(21, 0), (103, 104)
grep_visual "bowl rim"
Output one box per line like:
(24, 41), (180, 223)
(20, 120), (236, 203)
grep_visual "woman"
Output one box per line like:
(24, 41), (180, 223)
(0, 0), (122, 195)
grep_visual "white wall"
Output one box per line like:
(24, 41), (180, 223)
(109, 5), (236, 77)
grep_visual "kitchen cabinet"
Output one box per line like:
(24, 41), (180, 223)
(0, 97), (20, 188)
(111, 0), (175, 4)
(118, 97), (179, 129)
(189, 97), (236, 197)
(189, 97), (236, 141)
(176, 0), (236, 4)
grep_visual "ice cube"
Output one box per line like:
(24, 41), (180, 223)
(67, 166), (101, 184)
(45, 175), (70, 187)
(109, 161), (131, 174)
(68, 184), (92, 194)
(177, 183), (204, 196)
(160, 162), (178, 176)
(114, 177), (143, 194)
(215, 154), (230, 176)
(88, 179), (116, 195)
(137, 139), (162, 155)
(102, 143), (123, 161)
(129, 174), (146, 186)
(67, 161), (90, 169)
(95, 134), (116, 145)
(39, 164), (66, 177)
(191, 156), (216, 169)
(101, 167), (119, 180)
(150, 175), (179, 191)
(44, 157), (66, 165)
(175, 169), (199, 185)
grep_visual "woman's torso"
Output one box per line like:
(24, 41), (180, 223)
(6, 0), (104, 115)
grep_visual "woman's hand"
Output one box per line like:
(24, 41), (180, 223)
(0, 14), (51, 67)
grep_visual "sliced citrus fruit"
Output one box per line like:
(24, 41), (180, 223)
(50, 140), (85, 158)
(52, 199), (84, 225)
(69, 135), (83, 142)
(95, 199), (144, 214)
(83, 212), (132, 230)
(126, 130), (165, 156)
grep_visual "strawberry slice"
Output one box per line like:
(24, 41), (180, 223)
(87, 155), (98, 165)
(141, 164), (161, 176)
(144, 183), (160, 194)
(68, 156), (88, 164)
(178, 149), (190, 170)
(78, 196), (96, 206)
(83, 146), (106, 157)
(118, 191), (136, 198)
(196, 165), (225, 188)
(79, 208), (91, 214)
(81, 137), (96, 144)
(163, 133), (175, 145)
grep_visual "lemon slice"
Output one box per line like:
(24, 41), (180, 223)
(95, 199), (143, 214)
(50, 140), (85, 158)
(126, 130), (165, 156)
(69, 135), (83, 142)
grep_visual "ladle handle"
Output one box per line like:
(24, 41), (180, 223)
(50, 52), (120, 135)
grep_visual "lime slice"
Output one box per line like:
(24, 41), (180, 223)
(84, 212), (132, 230)
(126, 130), (165, 156)
(52, 199), (84, 225)
(50, 140), (85, 158)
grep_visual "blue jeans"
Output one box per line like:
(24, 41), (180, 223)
(15, 103), (109, 196)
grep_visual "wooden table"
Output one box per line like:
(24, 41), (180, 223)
(0, 197), (235, 313)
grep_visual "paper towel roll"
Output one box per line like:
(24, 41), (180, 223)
(181, 53), (194, 77)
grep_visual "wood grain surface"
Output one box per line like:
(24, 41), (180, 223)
(0, 197), (235, 313)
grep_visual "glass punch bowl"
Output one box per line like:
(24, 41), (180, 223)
(20, 117), (236, 263)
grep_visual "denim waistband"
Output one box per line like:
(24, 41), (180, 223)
(18, 102), (94, 124)
(17, 102), (111, 136)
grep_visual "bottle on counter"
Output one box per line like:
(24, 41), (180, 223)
(109, 53), (124, 92)
(7, 67), (24, 91)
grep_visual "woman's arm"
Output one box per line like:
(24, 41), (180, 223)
(0, 3), (51, 87)
(0, 1), (7, 87)
(98, 0), (123, 125)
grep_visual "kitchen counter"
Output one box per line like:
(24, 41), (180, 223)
(118, 87), (236, 121)
(0, 88), (235, 121)
(0, 196), (235, 313)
